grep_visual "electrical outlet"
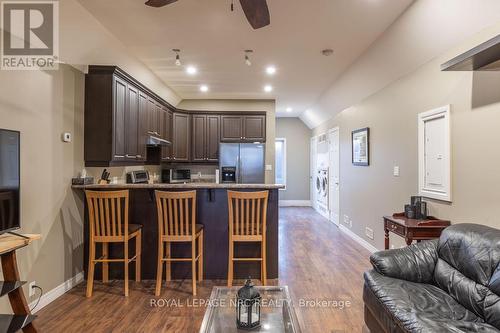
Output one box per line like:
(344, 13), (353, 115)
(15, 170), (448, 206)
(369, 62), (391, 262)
(365, 227), (374, 240)
(29, 281), (36, 297)
(343, 215), (352, 228)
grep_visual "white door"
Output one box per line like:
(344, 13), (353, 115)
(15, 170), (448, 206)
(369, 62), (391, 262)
(310, 136), (318, 209)
(328, 128), (340, 226)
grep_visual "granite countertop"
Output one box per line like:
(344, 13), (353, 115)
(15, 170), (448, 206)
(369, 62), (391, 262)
(71, 182), (285, 190)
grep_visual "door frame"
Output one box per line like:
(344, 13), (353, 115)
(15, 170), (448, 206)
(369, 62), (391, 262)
(328, 127), (340, 226)
(310, 136), (318, 210)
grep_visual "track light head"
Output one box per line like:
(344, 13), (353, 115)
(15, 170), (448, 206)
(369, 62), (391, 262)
(173, 48), (181, 66)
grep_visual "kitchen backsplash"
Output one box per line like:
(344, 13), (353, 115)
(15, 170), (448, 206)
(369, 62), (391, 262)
(81, 164), (218, 183)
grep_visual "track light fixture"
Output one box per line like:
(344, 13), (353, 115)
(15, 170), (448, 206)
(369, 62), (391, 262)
(244, 49), (253, 66)
(172, 49), (181, 66)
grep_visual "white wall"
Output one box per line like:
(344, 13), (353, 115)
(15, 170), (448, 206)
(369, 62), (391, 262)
(275, 118), (311, 201)
(312, 23), (500, 250)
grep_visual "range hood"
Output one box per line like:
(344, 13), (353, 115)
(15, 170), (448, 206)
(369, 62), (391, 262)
(441, 34), (500, 71)
(146, 131), (171, 146)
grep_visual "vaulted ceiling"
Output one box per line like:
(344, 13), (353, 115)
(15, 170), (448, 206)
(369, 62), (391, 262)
(77, 0), (413, 117)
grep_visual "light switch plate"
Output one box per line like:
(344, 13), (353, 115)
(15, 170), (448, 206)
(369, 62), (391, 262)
(393, 166), (400, 177)
(265, 164), (272, 171)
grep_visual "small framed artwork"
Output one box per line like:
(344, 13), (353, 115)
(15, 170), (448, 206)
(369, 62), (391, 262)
(352, 127), (370, 166)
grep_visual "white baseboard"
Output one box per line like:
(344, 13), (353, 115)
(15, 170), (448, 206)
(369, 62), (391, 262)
(279, 200), (311, 207)
(29, 271), (84, 313)
(339, 225), (379, 254)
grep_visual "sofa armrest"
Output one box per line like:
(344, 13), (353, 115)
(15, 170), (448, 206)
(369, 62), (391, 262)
(370, 239), (439, 283)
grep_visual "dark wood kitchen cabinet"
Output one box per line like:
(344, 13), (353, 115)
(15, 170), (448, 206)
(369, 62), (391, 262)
(112, 76), (127, 162)
(207, 115), (220, 161)
(243, 115), (266, 141)
(192, 114), (220, 162)
(137, 91), (148, 162)
(84, 66), (169, 167)
(84, 66), (266, 167)
(221, 115), (266, 142)
(221, 115), (243, 142)
(161, 109), (173, 161)
(125, 84), (141, 161)
(172, 112), (190, 162)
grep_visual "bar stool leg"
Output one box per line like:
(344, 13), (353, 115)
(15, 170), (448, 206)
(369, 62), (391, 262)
(86, 240), (96, 297)
(227, 239), (234, 287)
(102, 242), (109, 283)
(198, 230), (203, 281)
(136, 230), (141, 282)
(124, 240), (129, 297)
(261, 240), (267, 286)
(155, 239), (163, 296)
(166, 242), (171, 281)
(191, 240), (197, 296)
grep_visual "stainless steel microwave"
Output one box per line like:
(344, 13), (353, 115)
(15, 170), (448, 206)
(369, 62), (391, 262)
(162, 169), (191, 183)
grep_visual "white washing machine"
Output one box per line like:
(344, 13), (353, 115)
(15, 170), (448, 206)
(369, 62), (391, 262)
(316, 168), (329, 217)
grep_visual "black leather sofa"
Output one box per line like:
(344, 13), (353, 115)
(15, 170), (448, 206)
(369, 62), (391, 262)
(363, 224), (500, 332)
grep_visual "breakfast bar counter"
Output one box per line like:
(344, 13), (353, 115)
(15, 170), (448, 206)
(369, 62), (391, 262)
(72, 183), (283, 281)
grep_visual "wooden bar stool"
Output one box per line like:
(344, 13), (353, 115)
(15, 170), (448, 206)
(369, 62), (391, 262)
(227, 190), (269, 287)
(85, 190), (142, 297)
(155, 190), (204, 296)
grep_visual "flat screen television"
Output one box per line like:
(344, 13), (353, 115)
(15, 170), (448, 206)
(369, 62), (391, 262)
(0, 129), (20, 234)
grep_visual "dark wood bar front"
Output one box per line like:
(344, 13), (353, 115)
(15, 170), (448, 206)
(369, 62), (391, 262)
(73, 184), (282, 281)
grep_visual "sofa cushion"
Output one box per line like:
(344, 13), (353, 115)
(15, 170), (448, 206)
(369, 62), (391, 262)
(364, 270), (499, 333)
(435, 224), (500, 329)
(437, 224), (500, 286)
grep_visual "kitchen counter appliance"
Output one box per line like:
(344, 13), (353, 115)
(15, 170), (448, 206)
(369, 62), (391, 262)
(162, 168), (191, 183)
(126, 170), (149, 184)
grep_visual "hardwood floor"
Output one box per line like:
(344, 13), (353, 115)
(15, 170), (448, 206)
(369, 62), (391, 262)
(36, 207), (372, 332)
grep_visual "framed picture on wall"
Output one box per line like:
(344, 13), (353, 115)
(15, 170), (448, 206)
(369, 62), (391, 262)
(352, 127), (370, 166)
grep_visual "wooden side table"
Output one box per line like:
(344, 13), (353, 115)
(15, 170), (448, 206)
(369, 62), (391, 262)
(0, 233), (41, 333)
(383, 213), (450, 250)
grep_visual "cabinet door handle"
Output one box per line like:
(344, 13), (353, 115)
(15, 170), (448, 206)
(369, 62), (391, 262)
(114, 155), (125, 158)
(126, 154), (135, 159)
(136, 155), (142, 158)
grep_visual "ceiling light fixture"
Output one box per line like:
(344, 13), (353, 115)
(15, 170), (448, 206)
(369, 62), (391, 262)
(186, 66), (197, 75)
(266, 66), (276, 75)
(264, 85), (273, 93)
(200, 85), (209, 92)
(286, 107), (292, 112)
(173, 48), (181, 66)
(244, 49), (253, 66)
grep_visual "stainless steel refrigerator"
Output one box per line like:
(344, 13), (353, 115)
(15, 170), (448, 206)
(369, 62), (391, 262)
(219, 143), (265, 184)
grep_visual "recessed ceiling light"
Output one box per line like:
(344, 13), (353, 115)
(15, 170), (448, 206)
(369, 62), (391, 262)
(264, 85), (273, 93)
(266, 66), (276, 75)
(186, 66), (197, 75)
(200, 85), (209, 92)
(286, 107), (292, 112)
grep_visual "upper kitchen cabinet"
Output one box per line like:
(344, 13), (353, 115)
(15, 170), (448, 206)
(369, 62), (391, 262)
(161, 108), (173, 161)
(221, 115), (243, 141)
(221, 114), (266, 142)
(243, 115), (266, 142)
(172, 112), (191, 162)
(84, 66), (175, 167)
(192, 114), (220, 162)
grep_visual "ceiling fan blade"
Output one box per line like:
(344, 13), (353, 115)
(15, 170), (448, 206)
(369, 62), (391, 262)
(145, 0), (178, 7)
(239, 0), (270, 29)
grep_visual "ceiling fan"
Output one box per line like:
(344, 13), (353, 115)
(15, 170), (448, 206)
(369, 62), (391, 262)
(144, 0), (270, 29)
